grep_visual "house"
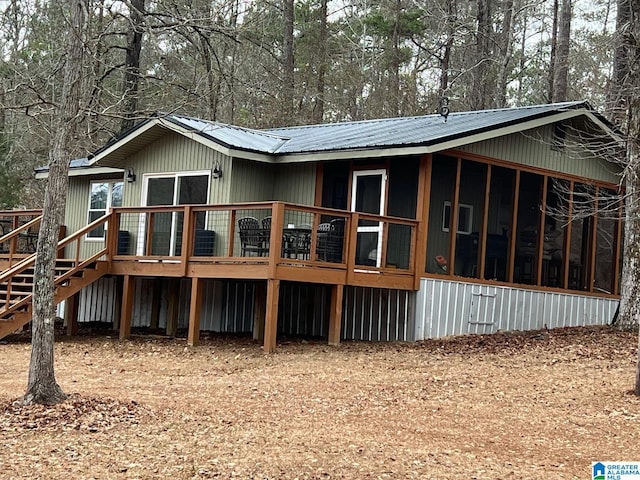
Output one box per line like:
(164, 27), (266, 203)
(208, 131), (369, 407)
(0, 101), (623, 351)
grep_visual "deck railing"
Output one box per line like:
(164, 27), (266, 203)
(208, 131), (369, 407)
(108, 202), (420, 287)
(0, 210), (43, 267)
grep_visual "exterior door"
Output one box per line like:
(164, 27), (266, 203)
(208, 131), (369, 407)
(351, 169), (386, 267)
(141, 173), (209, 255)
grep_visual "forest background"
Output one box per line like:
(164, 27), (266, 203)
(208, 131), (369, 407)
(0, 0), (624, 208)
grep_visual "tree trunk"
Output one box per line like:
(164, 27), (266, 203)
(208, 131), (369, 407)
(281, 0), (295, 126)
(120, 0), (145, 132)
(548, 0), (559, 102)
(471, 0), (492, 110)
(608, 0), (630, 123)
(312, 0), (327, 124)
(23, 0), (87, 406)
(439, 0), (455, 95)
(551, 0), (571, 102)
(495, 0), (514, 108)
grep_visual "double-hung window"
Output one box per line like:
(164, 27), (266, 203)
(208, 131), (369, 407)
(87, 181), (123, 239)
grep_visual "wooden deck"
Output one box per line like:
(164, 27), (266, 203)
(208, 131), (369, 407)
(0, 203), (422, 351)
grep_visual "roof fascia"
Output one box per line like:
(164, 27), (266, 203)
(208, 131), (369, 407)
(273, 108), (620, 163)
(35, 166), (124, 180)
(89, 119), (160, 166)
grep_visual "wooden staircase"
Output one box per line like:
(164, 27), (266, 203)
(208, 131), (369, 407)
(0, 214), (115, 340)
(0, 257), (108, 339)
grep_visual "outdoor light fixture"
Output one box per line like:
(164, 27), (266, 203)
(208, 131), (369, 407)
(212, 162), (223, 179)
(126, 167), (136, 183)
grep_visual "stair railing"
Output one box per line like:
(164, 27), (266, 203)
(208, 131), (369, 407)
(0, 213), (112, 319)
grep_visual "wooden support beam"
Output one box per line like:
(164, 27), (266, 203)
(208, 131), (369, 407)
(328, 284), (344, 346)
(253, 281), (267, 341)
(588, 186), (600, 292)
(562, 181), (574, 290)
(119, 274), (135, 341)
(478, 165), (492, 280)
(507, 170), (521, 283)
(166, 278), (180, 337)
(536, 176), (548, 286)
(187, 277), (203, 346)
(263, 279), (280, 353)
(414, 154), (432, 289)
(65, 292), (79, 337)
(447, 157), (462, 275)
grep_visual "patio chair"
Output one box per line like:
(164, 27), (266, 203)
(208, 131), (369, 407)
(327, 218), (345, 263)
(238, 216), (266, 256)
(317, 219), (344, 263)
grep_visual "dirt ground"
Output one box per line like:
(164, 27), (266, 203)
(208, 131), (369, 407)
(0, 326), (638, 480)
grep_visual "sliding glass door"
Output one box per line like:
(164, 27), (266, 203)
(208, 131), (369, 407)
(142, 172), (209, 255)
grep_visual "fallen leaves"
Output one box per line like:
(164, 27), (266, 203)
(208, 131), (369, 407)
(0, 325), (637, 479)
(0, 394), (150, 433)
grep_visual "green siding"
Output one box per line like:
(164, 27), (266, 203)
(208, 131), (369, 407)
(459, 124), (621, 184)
(229, 159), (275, 202)
(122, 132), (233, 206)
(273, 163), (316, 205)
(229, 160), (316, 205)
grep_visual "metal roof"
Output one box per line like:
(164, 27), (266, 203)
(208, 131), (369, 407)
(85, 100), (619, 169)
(265, 101), (595, 153)
(160, 101), (610, 156)
(166, 115), (289, 154)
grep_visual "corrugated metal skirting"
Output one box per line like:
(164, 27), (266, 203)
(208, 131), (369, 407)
(74, 278), (416, 343)
(342, 287), (415, 341)
(415, 277), (619, 340)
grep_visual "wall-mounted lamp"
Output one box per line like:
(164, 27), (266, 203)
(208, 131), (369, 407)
(212, 162), (223, 179)
(126, 167), (136, 183)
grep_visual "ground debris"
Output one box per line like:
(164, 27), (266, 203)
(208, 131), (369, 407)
(0, 393), (150, 433)
(0, 325), (638, 479)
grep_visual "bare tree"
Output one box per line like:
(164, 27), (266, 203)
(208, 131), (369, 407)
(23, 0), (88, 406)
(551, 0), (571, 102)
(281, 0), (295, 125)
(120, 0), (146, 132)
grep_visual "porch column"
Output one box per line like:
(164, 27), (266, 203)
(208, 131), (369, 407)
(253, 281), (267, 341)
(65, 292), (80, 337)
(188, 277), (203, 346)
(119, 275), (135, 341)
(328, 284), (344, 346)
(263, 279), (280, 353)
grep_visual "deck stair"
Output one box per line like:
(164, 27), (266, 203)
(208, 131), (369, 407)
(0, 214), (114, 340)
(0, 257), (108, 339)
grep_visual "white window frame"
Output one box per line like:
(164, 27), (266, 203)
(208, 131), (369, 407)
(86, 180), (123, 241)
(137, 170), (211, 256)
(442, 201), (473, 235)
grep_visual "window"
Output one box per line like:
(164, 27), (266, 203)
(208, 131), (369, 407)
(442, 201), (473, 235)
(87, 181), (123, 239)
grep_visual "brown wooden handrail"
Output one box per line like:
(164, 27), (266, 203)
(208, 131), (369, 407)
(0, 214), (112, 318)
(0, 216), (42, 244)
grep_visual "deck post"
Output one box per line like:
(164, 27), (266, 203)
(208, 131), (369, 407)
(263, 278), (280, 353)
(65, 292), (79, 337)
(166, 278), (180, 337)
(187, 277), (203, 346)
(328, 284), (344, 346)
(119, 274), (135, 341)
(253, 281), (267, 341)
